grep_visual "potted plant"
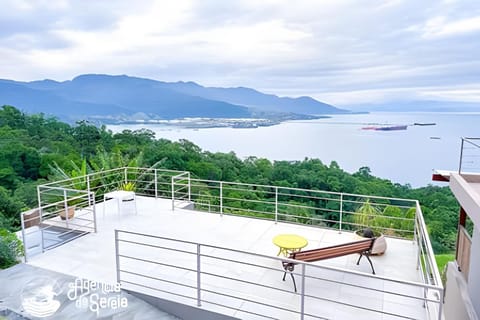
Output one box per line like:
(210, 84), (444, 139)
(353, 199), (387, 255)
(119, 181), (136, 192)
(354, 228), (387, 255)
(59, 205), (75, 220)
(58, 196), (85, 220)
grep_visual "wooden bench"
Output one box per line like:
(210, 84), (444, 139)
(282, 238), (376, 292)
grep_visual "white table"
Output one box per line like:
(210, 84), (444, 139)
(103, 191), (137, 216)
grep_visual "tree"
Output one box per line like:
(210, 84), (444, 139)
(73, 120), (102, 157)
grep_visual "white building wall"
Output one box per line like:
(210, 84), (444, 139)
(468, 226), (480, 317)
(444, 262), (478, 320)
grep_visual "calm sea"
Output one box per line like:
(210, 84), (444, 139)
(108, 112), (480, 187)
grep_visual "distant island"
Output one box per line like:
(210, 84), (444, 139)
(0, 74), (347, 126)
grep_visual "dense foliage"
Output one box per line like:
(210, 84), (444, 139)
(0, 105), (460, 253)
(0, 228), (23, 268)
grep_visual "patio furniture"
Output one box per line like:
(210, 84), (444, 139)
(282, 238), (376, 292)
(103, 190), (137, 216)
(273, 234), (308, 256)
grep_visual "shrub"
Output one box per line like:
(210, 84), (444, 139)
(0, 228), (23, 269)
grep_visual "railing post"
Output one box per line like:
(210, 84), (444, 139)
(416, 223), (421, 271)
(188, 172), (191, 202)
(124, 167), (128, 184)
(63, 189), (69, 228)
(171, 176), (175, 211)
(92, 193), (97, 233)
(20, 212), (28, 262)
(220, 181), (223, 215)
(39, 187), (45, 254)
(300, 264), (306, 320)
(37, 186), (42, 221)
(413, 204), (419, 244)
(196, 243), (202, 307)
(86, 175), (91, 196)
(275, 187), (278, 223)
(339, 193), (343, 233)
(154, 169), (158, 199)
(115, 230), (121, 284)
(459, 137), (465, 173)
(437, 288), (444, 320)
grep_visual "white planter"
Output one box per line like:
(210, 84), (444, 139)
(59, 206), (75, 220)
(354, 230), (387, 255)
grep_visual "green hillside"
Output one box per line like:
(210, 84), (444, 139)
(0, 105), (459, 254)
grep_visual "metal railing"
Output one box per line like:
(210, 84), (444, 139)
(414, 201), (444, 319)
(21, 186), (96, 261)
(115, 230), (444, 320)
(171, 171), (191, 210)
(177, 178), (417, 240)
(23, 167), (188, 261)
(38, 167), (187, 203)
(36, 167), (418, 241)
(459, 137), (480, 174)
(29, 166), (443, 319)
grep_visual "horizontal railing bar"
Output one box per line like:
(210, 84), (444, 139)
(121, 280), (197, 302)
(200, 287), (301, 318)
(463, 138), (480, 148)
(201, 255), (287, 276)
(120, 269), (197, 290)
(191, 178), (417, 204)
(199, 270), (297, 296)
(40, 220), (94, 230)
(201, 298), (285, 320)
(117, 229), (201, 246)
(300, 271), (435, 301)
(118, 255), (197, 273)
(117, 239), (196, 255)
(301, 293), (418, 320)
(41, 167), (185, 188)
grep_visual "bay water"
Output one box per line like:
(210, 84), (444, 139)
(108, 112), (480, 187)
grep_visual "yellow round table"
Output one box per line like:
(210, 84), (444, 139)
(273, 234), (308, 256)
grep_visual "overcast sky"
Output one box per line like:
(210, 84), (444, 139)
(1, 0), (480, 106)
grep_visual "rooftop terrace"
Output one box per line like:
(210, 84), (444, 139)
(18, 167), (443, 320)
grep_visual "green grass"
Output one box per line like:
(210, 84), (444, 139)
(435, 254), (455, 272)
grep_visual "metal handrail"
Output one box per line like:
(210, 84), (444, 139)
(185, 177), (417, 240)
(459, 137), (480, 174)
(115, 229), (444, 320)
(22, 186), (96, 262)
(32, 167), (440, 288)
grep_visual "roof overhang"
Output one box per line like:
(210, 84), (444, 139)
(432, 170), (453, 182)
(449, 173), (480, 227)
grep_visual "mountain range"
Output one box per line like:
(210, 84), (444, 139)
(0, 74), (345, 121)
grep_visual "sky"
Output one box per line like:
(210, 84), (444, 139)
(1, 0), (480, 107)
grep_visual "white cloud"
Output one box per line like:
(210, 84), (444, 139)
(420, 85), (480, 102)
(1, 0), (480, 106)
(421, 15), (480, 38)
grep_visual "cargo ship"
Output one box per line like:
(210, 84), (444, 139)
(414, 122), (436, 126)
(374, 125), (408, 131)
(362, 125), (408, 131)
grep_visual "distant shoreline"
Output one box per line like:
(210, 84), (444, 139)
(92, 114), (332, 129)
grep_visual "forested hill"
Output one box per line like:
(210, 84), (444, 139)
(0, 105), (459, 253)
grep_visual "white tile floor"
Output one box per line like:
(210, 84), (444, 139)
(28, 196), (438, 320)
